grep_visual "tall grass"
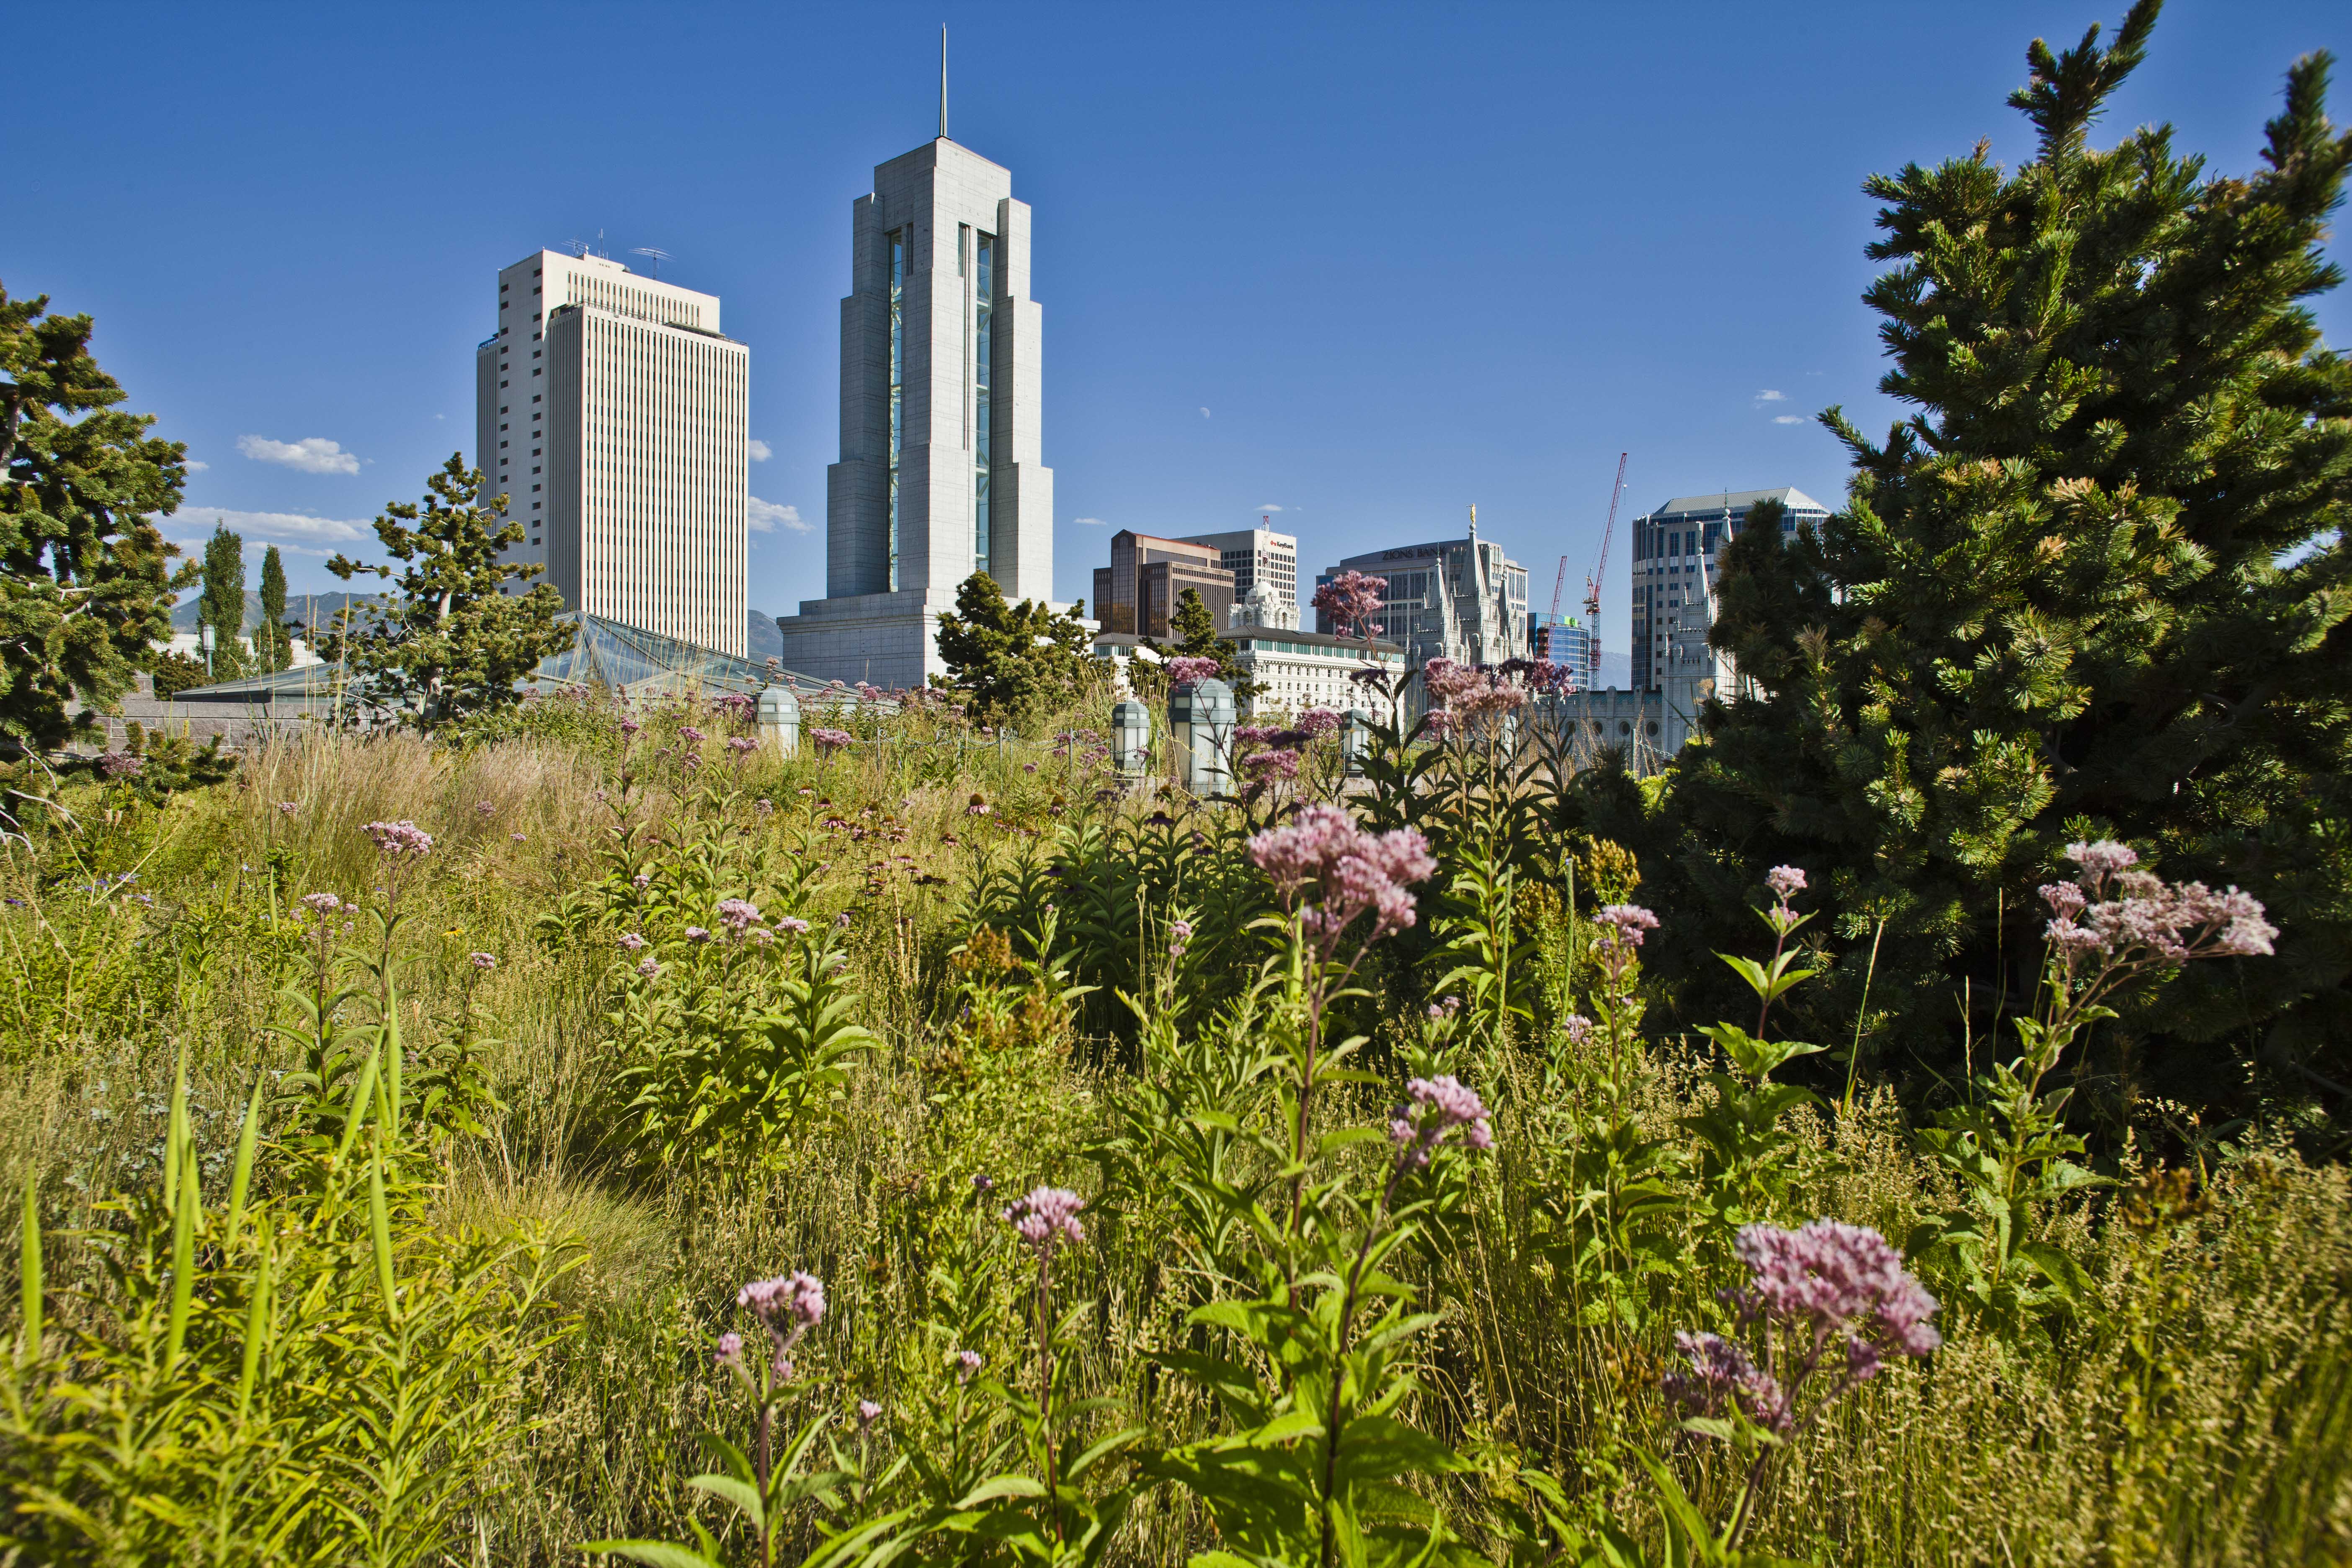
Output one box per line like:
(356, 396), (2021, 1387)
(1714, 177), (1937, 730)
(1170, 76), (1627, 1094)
(3, 706), (2345, 1565)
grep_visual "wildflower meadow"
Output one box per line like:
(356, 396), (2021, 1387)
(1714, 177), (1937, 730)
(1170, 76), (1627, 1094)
(0, 681), (2344, 1567)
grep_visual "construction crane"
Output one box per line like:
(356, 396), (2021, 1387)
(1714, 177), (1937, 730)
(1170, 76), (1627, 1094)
(1582, 452), (1629, 688)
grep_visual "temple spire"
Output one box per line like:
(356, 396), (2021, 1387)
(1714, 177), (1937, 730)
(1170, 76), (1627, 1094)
(939, 25), (949, 139)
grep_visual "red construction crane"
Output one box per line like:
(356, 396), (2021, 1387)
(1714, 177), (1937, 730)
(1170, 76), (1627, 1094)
(1582, 451), (1629, 687)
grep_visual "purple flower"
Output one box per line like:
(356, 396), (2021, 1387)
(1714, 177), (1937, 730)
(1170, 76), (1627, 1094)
(1663, 1331), (1790, 1431)
(1168, 918), (1194, 957)
(1165, 655), (1222, 685)
(1563, 1014), (1594, 1046)
(510, 831), (528, 843)
(1388, 1073), (1495, 1168)
(954, 1349), (983, 1383)
(1240, 748), (1301, 782)
(362, 820), (434, 857)
(679, 726), (707, 744)
(620, 717), (643, 738)
(476, 800), (498, 818)
(717, 898), (762, 931)
(98, 752), (144, 778)
(300, 892), (343, 915)
(631, 872), (652, 890)
(2066, 839), (2139, 878)
(728, 737), (758, 756)
(1731, 1219), (1942, 1367)
(1594, 904), (1659, 946)
(1246, 805), (1436, 950)
(276, 800), (301, 816)
(636, 956), (663, 979)
(619, 931), (647, 952)
(1767, 865), (1807, 901)
(1002, 1186), (1086, 1259)
(714, 1331), (745, 1370)
(469, 951), (497, 971)
(856, 1399), (883, 1433)
(756, 798), (775, 816)
(1297, 707), (1343, 738)
(810, 727), (856, 754)
(684, 926), (711, 943)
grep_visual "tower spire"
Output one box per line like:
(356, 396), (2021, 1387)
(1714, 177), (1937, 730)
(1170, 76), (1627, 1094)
(939, 25), (948, 139)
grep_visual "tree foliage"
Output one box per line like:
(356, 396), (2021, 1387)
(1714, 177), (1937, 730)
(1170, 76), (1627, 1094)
(197, 524), (247, 681)
(1169, 586), (1253, 695)
(932, 572), (1094, 718)
(322, 455), (573, 730)
(0, 285), (191, 754)
(257, 544), (291, 673)
(1627, 4), (2352, 1108)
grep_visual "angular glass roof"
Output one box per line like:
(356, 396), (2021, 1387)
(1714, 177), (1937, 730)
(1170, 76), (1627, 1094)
(167, 613), (850, 712)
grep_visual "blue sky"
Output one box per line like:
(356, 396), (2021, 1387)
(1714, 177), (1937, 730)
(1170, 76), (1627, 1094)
(10, 1), (2347, 645)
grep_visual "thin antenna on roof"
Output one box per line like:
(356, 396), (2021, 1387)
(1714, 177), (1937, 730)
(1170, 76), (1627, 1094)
(629, 247), (672, 279)
(567, 236), (588, 258)
(596, 228), (609, 259)
(939, 24), (949, 139)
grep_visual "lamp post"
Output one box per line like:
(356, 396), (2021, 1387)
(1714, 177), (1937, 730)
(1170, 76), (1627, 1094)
(757, 682), (802, 759)
(200, 622), (216, 682)
(1110, 698), (1153, 783)
(1168, 676), (1235, 799)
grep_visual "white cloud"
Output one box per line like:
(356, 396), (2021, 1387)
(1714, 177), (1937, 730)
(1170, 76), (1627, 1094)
(157, 506), (372, 553)
(1073, 516), (1107, 526)
(747, 438), (773, 462)
(747, 495), (810, 534)
(1773, 415), (1804, 425)
(1199, 407), (1211, 418)
(237, 435), (361, 475)
(1253, 503), (1284, 513)
(1755, 389), (1787, 402)
(184, 459), (209, 472)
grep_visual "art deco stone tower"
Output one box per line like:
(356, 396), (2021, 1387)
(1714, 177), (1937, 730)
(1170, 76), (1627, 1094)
(774, 131), (1052, 687)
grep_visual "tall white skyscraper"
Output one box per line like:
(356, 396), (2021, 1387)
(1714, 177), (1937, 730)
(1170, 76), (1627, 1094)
(773, 134), (1052, 687)
(475, 249), (750, 656)
(1176, 524), (1299, 613)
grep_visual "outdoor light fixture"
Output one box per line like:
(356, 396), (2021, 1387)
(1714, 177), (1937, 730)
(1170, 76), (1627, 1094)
(1167, 676), (1235, 800)
(1110, 698), (1153, 779)
(757, 683), (802, 759)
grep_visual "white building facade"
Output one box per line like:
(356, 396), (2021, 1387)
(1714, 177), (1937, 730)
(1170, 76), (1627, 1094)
(1629, 487), (1828, 700)
(774, 136), (1053, 688)
(1314, 518), (1529, 675)
(475, 250), (750, 655)
(1177, 524), (1298, 615)
(1231, 629), (1401, 717)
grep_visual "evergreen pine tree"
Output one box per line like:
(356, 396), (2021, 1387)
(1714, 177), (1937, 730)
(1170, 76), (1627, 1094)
(258, 544), (289, 672)
(0, 285), (191, 754)
(932, 572), (1094, 718)
(198, 524), (247, 680)
(1633, 3), (2352, 1107)
(323, 455), (575, 730)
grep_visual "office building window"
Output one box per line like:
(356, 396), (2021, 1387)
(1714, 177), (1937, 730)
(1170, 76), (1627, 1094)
(886, 227), (904, 592)
(973, 231), (993, 577)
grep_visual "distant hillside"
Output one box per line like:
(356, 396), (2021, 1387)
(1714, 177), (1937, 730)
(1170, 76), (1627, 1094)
(747, 610), (784, 661)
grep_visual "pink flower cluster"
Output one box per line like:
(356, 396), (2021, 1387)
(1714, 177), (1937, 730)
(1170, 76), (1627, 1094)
(734, 1270), (825, 1380)
(717, 898), (763, 931)
(1002, 1186), (1087, 1259)
(98, 752), (144, 779)
(1247, 805), (1436, 950)
(1732, 1219), (1942, 1377)
(1165, 655), (1223, 686)
(1592, 903), (1659, 980)
(1241, 749), (1301, 782)
(363, 820), (434, 857)
(809, 726), (855, 755)
(1298, 707), (1343, 738)
(1421, 658), (1527, 721)
(1313, 570), (1387, 640)
(1664, 1331), (1789, 1430)
(1388, 1074), (1495, 1169)
(2041, 840), (2275, 967)
(1665, 1220), (1938, 1435)
(1767, 864), (1807, 902)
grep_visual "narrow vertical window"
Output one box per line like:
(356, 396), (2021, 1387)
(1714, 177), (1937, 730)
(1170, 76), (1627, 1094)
(886, 228), (905, 592)
(973, 232), (994, 578)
